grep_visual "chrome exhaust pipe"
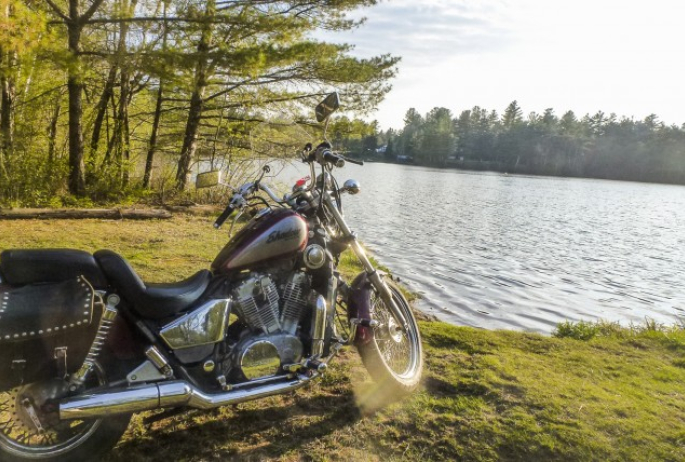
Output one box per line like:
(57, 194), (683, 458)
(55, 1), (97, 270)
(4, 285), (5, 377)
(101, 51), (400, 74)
(59, 373), (316, 420)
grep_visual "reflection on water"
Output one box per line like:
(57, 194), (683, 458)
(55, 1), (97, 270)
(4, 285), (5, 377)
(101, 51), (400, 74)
(278, 162), (685, 333)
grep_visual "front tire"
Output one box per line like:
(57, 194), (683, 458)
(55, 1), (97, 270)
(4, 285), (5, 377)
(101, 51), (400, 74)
(356, 281), (423, 394)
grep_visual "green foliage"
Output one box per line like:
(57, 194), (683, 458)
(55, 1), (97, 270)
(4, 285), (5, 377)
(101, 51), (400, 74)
(388, 101), (685, 184)
(329, 116), (379, 159)
(554, 319), (685, 347)
(0, 0), (397, 205)
(554, 320), (603, 340)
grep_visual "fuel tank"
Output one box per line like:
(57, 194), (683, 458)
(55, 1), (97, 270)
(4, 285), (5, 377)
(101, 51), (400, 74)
(211, 209), (308, 273)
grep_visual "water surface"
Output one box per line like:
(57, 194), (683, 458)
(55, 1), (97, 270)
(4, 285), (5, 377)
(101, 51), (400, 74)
(279, 162), (685, 333)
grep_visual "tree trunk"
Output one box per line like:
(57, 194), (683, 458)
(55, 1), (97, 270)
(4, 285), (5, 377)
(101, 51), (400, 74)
(175, 0), (215, 191)
(118, 64), (131, 185)
(63, 0), (107, 195)
(47, 93), (62, 165)
(0, 45), (17, 177)
(90, 64), (117, 159)
(122, 95), (131, 185)
(176, 89), (204, 191)
(0, 45), (4, 182)
(143, 81), (163, 188)
(117, 0), (135, 186)
(103, 91), (117, 165)
(66, 13), (85, 196)
(143, 1), (167, 189)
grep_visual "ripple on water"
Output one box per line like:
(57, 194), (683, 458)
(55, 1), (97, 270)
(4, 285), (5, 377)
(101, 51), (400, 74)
(280, 162), (685, 333)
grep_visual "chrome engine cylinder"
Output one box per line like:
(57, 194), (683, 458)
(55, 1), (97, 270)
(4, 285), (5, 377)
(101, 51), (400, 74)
(233, 275), (281, 334)
(280, 272), (310, 335)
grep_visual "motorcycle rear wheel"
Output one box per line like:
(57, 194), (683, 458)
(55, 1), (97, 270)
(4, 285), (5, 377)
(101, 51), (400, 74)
(0, 363), (131, 462)
(357, 282), (423, 394)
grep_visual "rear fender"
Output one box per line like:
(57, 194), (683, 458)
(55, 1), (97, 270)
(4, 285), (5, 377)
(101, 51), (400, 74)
(105, 315), (141, 361)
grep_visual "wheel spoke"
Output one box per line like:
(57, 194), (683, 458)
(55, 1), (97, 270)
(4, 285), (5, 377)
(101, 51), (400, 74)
(41, 432), (57, 446)
(366, 285), (421, 380)
(17, 431), (30, 444)
(0, 419), (14, 432)
(0, 374), (107, 455)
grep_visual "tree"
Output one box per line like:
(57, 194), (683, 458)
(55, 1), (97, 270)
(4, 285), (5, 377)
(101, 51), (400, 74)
(502, 100), (523, 128)
(541, 108), (557, 129)
(399, 108), (423, 159)
(0, 0), (46, 183)
(172, 0), (398, 190)
(421, 107), (453, 164)
(42, 0), (109, 196)
(385, 133), (395, 160)
(560, 110), (578, 134)
(0, 0), (399, 205)
(391, 100), (685, 185)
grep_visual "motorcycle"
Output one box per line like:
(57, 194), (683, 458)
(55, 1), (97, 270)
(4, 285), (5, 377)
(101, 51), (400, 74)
(0, 93), (423, 461)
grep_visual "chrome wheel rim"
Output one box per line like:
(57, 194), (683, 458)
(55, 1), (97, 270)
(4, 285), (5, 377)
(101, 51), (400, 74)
(370, 289), (421, 381)
(0, 367), (105, 459)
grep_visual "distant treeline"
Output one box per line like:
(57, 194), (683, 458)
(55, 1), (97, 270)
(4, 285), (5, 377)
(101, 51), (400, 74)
(382, 102), (685, 184)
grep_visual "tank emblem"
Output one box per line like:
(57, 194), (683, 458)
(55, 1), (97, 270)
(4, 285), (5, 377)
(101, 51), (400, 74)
(266, 228), (301, 244)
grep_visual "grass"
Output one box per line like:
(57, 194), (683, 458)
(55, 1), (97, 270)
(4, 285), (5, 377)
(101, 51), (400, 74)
(2, 216), (685, 461)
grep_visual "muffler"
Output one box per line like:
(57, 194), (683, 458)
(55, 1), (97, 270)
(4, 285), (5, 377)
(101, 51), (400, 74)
(59, 374), (315, 420)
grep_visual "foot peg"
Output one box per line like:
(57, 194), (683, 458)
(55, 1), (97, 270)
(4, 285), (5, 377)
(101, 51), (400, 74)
(305, 359), (328, 373)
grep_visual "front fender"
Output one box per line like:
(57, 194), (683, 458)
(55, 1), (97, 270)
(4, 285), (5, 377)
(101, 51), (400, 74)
(346, 272), (374, 346)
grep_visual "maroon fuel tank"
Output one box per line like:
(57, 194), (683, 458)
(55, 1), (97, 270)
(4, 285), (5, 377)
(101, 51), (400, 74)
(211, 209), (308, 273)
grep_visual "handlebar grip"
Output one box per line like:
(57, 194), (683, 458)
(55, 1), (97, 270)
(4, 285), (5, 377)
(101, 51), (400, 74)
(214, 204), (234, 229)
(346, 158), (364, 166)
(321, 150), (345, 168)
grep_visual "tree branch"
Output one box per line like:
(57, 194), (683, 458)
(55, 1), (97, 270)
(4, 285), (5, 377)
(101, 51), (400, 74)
(43, 0), (71, 22)
(81, 0), (108, 22)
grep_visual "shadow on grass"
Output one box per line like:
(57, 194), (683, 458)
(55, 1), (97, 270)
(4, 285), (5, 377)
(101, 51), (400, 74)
(424, 376), (476, 397)
(107, 391), (364, 461)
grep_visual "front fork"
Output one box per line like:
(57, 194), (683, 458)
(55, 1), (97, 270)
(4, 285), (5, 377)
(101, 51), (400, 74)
(322, 193), (409, 332)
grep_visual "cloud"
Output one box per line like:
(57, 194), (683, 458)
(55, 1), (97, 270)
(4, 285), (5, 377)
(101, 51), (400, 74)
(324, 0), (514, 64)
(321, 0), (685, 129)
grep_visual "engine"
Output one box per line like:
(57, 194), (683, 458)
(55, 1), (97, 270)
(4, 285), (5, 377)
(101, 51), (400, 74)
(233, 274), (281, 334)
(224, 272), (311, 381)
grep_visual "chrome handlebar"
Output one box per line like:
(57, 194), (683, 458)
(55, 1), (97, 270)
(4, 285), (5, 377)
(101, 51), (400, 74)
(219, 141), (358, 221)
(258, 183), (284, 204)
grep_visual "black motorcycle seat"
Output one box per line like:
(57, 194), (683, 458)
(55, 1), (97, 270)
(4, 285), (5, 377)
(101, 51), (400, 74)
(0, 249), (108, 288)
(94, 250), (211, 320)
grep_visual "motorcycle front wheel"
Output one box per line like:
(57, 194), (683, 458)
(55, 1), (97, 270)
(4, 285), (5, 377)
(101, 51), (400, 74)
(357, 281), (423, 394)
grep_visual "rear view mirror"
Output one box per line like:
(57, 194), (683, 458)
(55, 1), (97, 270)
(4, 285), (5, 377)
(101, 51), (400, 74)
(196, 171), (222, 189)
(315, 92), (340, 123)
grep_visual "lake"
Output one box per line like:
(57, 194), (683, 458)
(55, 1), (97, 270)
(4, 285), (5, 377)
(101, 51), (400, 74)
(276, 161), (685, 333)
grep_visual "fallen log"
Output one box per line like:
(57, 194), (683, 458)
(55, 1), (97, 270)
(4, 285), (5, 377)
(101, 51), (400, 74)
(163, 205), (222, 216)
(0, 208), (172, 220)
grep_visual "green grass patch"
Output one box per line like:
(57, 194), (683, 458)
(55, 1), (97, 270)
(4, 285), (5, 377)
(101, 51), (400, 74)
(2, 217), (684, 461)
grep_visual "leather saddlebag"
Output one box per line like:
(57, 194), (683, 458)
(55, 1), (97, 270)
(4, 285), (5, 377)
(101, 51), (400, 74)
(0, 276), (100, 390)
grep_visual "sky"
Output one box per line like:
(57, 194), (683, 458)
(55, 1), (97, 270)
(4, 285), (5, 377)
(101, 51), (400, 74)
(324, 0), (685, 130)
